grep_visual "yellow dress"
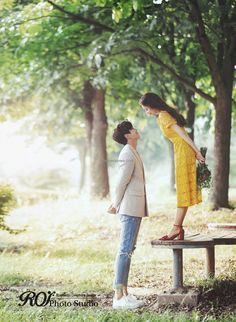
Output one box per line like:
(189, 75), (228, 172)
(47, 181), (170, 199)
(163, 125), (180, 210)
(157, 111), (202, 207)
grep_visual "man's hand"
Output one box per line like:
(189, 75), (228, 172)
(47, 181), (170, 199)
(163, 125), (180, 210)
(107, 204), (117, 214)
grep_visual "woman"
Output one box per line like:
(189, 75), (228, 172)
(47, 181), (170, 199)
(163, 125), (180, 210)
(139, 92), (205, 240)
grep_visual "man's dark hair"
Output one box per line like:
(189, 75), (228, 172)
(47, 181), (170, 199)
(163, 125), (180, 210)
(113, 120), (133, 145)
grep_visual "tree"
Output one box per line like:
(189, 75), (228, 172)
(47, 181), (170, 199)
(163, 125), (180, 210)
(2, 0), (235, 207)
(188, 0), (235, 209)
(105, 0), (235, 209)
(0, 0), (113, 197)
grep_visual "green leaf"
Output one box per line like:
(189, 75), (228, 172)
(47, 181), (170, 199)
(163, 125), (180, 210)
(0, 0), (14, 10)
(132, 0), (143, 12)
(112, 8), (122, 23)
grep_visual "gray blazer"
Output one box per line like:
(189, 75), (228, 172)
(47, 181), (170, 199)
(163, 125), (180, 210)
(113, 144), (148, 217)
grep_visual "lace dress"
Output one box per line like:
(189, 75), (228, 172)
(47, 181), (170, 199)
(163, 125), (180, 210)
(157, 111), (202, 207)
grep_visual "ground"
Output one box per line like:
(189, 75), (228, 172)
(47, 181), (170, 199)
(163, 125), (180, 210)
(0, 193), (235, 321)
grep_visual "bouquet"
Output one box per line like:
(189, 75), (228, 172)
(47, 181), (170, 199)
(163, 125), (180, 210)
(197, 147), (212, 189)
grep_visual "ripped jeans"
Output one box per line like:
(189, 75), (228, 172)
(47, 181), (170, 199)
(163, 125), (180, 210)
(113, 214), (142, 290)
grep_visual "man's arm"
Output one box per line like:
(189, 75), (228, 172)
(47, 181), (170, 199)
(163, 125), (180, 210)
(112, 152), (135, 209)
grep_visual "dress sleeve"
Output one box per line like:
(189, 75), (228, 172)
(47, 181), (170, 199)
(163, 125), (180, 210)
(158, 112), (177, 128)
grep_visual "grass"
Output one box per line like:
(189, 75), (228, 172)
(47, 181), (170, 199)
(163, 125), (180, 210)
(0, 273), (31, 285)
(0, 194), (236, 321)
(0, 303), (231, 322)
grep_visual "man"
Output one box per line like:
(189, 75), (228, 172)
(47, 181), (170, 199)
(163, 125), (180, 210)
(107, 120), (148, 310)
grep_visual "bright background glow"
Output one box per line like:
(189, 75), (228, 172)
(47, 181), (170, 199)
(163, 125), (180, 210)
(0, 120), (80, 191)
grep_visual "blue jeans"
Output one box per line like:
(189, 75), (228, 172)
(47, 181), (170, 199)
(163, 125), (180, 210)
(113, 214), (142, 290)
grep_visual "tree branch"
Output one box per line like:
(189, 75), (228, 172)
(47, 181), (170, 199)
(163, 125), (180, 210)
(46, 0), (115, 33)
(111, 48), (216, 104)
(13, 15), (69, 26)
(217, 0), (228, 67)
(188, 0), (224, 88)
(226, 3), (236, 60)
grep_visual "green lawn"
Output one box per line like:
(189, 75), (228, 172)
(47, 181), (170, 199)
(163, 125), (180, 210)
(0, 195), (235, 321)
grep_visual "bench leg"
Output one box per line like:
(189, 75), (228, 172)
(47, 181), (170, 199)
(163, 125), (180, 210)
(173, 249), (183, 289)
(206, 246), (215, 278)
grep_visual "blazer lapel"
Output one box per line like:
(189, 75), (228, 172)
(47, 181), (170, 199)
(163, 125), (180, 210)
(127, 145), (145, 181)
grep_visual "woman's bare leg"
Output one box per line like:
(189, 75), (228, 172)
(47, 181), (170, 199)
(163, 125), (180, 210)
(168, 207), (188, 237)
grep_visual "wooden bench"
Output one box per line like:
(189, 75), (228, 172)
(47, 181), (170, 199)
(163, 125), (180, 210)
(151, 232), (236, 289)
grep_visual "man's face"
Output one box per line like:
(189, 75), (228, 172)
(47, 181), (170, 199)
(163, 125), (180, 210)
(126, 127), (140, 140)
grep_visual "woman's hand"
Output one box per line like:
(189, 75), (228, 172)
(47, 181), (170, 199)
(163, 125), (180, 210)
(107, 204), (117, 214)
(196, 151), (205, 163)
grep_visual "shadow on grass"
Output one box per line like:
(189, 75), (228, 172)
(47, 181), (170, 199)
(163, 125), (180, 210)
(197, 278), (236, 312)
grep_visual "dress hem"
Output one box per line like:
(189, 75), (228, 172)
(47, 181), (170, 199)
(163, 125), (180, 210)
(177, 200), (202, 207)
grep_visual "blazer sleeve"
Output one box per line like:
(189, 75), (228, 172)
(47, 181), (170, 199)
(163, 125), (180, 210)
(113, 152), (135, 209)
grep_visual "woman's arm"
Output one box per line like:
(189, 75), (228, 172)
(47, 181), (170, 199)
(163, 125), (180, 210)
(170, 124), (205, 163)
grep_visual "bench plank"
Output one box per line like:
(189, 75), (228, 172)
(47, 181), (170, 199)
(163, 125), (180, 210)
(152, 234), (236, 247)
(184, 233), (200, 239)
(189, 235), (212, 241)
(210, 232), (236, 238)
(210, 233), (234, 238)
(151, 239), (214, 249)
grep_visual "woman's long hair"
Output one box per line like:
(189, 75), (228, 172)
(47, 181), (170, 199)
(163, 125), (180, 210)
(139, 92), (186, 127)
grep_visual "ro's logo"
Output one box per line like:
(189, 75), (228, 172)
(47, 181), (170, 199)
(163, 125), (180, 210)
(18, 291), (56, 306)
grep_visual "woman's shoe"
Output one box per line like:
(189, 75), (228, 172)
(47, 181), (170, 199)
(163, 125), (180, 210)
(159, 224), (185, 241)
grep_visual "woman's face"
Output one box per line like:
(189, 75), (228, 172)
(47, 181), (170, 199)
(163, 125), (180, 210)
(142, 105), (159, 116)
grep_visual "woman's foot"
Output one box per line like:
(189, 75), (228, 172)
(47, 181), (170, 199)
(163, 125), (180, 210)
(159, 224), (184, 240)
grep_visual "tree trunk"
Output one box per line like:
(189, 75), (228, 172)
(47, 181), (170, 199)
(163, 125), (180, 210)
(187, 0), (235, 209)
(211, 45), (234, 209)
(184, 89), (196, 140)
(78, 141), (86, 193)
(211, 87), (232, 209)
(90, 87), (109, 198)
(80, 81), (94, 193)
(83, 81), (93, 155)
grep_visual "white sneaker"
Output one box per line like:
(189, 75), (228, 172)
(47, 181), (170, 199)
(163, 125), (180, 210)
(126, 294), (145, 307)
(112, 295), (140, 309)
